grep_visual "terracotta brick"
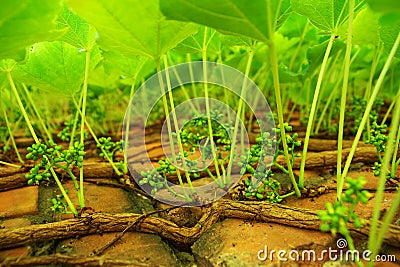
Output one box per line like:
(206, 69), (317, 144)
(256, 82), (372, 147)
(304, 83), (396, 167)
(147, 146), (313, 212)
(58, 232), (177, 266)
(192, 218), (334, 266)
(61, 181), (133, 213)
(0, 187), (38, 218)
(0, 214), (32, 260)
(0, 218), (31, 229)
(0, 247), (30, 259)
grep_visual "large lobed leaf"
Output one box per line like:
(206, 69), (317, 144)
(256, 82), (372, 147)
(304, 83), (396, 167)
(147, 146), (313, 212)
(12, 41), (101, 96)
(368, 0), (400, 13)
(291, 0), (365, 32)
(66, 0), (198, 60)
(160, 0), (291, 43)
(0, 0), (64, 61)
(351, 7), (380, 46)
(380, 13), (400, 59)
(56, 5), (96, 49)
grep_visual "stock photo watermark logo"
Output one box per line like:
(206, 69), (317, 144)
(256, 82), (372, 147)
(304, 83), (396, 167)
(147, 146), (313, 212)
(257, 238), (397, 263)
(123, 62), (275, 206)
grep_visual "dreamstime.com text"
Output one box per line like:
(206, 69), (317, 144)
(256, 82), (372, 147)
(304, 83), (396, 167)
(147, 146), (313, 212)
(257, 238), (396, 263)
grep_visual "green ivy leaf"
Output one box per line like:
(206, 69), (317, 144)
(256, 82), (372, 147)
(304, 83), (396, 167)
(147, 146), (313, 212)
(66, 0), (198, 60)
(56, 4), (96, 49)
(174, 27), (222, 55)
(379, 13), (400, 59)
(368, 0), (400, 13)
(160, 0), (291, 43)
(352, 7), (380, 46)
(13, 41), (101, 96)
(102, 50), (155, 81)
(291, 0), (365, 33)
(278, 64), (306, 83)
(0, 0), (65, 61)
(306, 39), (345, 76)
(278, 12), (309, 39)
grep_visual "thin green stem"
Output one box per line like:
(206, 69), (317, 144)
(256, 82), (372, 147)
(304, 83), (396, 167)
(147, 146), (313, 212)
(4, 115), (23, 151)
(382, 87), (400, 125)
(336, 0), (354, 201)
(49, 167), (77, 215)
(315, 46), (360, 134)
(167, 53), (198, 113)
(72, 97), (123, 176)
(1, 100), (24, 164)
(266, 2), (301, 197)
(155, 59), (190, 200)
(7, 72), (39, 144)
(225, 49), (254, 187)
(315, 81), (339, 134)
(7, 71), (77, 215)
(364, 45), (381, 140)
(311, 50), (341, 135)
(338, 32), (400, 199)
(123, 59), (147, 174)
(391, 121), (400, 177)
(0, 160), (20, 168)
(368, 79), (400, 261)
(287, 81), (306, 122)
(299, 33), (336, 189)
(202, 28), (223, 184)
(70, 92), (83, 148)
(240, 97), (246, 156)
(163, 55), (196, 191)
(375, 188), (400, 254)
(289, 21), (309, 71)
(76, 47), (92, 208)
(217, 52), (232, 124)
(186, 53), (200, 110)
(21, 84), (53, 142)
(279, 191), (295, 199)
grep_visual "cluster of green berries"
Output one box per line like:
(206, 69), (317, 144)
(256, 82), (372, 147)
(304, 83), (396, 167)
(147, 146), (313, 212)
(58, 121), (75, 141)
(58, 120), (87, 142)
(367, 122), (388, 154)
(318, 177), (370, 236)
(274, 123), (301, 158)
(367, 122), (388, 177)
(51, 191), (71, 214)
(239, 131), (274, 175)
(25, 141), (85, 185)
(243, 170), (281, 203)
(139, 169), (166, 195)
(239, 125), (293, 202)
(156, 158), (176, 176)
(349, 97), (384, 134)
(342, 176), (371, 205)
(26, 165), (51, 185)
(97, 137), (123, 160)
(60, 142), (85, 168)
